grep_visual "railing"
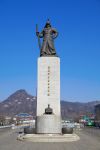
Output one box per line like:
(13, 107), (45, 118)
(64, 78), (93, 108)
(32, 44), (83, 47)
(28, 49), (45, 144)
(0, 125), (11, 129)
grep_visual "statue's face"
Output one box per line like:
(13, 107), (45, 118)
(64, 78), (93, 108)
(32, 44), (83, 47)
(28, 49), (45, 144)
(46, 24), (51, 28)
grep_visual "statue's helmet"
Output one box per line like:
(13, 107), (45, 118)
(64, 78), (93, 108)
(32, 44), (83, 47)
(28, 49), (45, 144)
(45, 19), (51, 28)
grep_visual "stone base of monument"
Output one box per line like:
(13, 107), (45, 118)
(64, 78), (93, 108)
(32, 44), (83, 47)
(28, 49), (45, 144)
(24, 126), (35, 134)
(36, 115), (61, 134)
(17, 133), (80, 142)
(62, 127), (73, 134)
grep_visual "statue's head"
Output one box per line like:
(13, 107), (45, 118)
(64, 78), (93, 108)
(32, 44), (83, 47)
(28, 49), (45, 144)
(45, 19), (51, 28)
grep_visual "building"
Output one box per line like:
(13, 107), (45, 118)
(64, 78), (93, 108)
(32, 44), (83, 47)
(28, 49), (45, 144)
(15, 113), (34, 124)
(95, 104), (100, 120)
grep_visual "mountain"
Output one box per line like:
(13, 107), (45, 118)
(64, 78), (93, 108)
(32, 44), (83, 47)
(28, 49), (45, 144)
(0, 89), (100, 119)
(0, 90), (36, 117)
(61, 100), (100, 119)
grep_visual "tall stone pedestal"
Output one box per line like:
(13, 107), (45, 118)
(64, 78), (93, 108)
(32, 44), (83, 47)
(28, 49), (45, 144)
(36, 57), (61, 134)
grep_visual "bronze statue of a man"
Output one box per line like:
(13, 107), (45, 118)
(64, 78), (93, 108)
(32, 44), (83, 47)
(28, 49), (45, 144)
(36, 20), (58, 57)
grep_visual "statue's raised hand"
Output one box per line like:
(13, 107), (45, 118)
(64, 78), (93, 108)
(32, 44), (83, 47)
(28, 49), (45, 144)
(36, 32), (39, 36)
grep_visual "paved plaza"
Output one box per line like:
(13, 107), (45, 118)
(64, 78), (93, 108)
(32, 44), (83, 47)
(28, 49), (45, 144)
(0, 128), (100, 150)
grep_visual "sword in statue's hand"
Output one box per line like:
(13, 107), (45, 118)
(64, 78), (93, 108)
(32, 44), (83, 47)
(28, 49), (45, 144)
(36, 24), (41, 50)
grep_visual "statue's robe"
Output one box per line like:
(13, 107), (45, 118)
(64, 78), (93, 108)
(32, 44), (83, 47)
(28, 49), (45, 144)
(39, 27), (58, 56)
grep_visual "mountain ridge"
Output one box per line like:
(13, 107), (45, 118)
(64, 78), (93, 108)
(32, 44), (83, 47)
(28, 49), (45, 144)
(0, 89), (100, 119)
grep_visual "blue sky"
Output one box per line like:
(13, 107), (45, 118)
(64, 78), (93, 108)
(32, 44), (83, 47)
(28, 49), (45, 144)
(0, 0), (100, 102)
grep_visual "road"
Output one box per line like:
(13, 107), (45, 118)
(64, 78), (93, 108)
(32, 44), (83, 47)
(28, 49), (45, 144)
(0, 127), (100, 150)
